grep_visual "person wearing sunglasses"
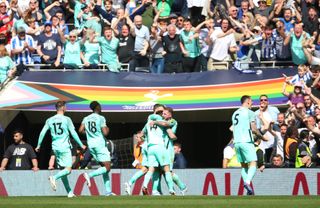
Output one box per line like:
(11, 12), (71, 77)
(61, 30), (83, 69)
(254, 94), (280, 162)
(37, 21), (62, 68)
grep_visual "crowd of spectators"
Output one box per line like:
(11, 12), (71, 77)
(0, 0), (319, 83)
(224, 68), (320, 168)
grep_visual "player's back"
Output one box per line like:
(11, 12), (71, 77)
(145, 114), (166, 146)
(232, 107), (255, 144)
(46, 114), (73, 151)
(82, 113), (107, 148)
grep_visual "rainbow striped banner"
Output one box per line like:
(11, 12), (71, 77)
(0, 74), (291, 112)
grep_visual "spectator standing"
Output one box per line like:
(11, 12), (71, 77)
(149, 23), (165, 73)
(255, 95), (279, 161)
(198, 19), (213, 71)
(273, 20), (291, 61)
(284, 23), (310, 65)
(304, 94), (315, 116)
(0, 44), (16, 84)
(162, 24), (183, 73)
(91, 26), (121, 72)
(237, 0), (250, 21)
(207, 19), (237, 70)
(302, 6), (319, 37)
(284, 126), (299, 167)
(179, 19), (200, 72)
(0, 130), (39, 171)
(81, 28), (100, 69)
(260, 25), (277, 61)
(11, 27), (35, 65)
(130, 15), (149, 71)
(62, 30), (83, 69)
(28, 0), (43, 25)
(37, 21), (62, 68)
(0, 0), (13, 42)
(175, 15), (185, 34)
(250, 0), (275, 18)
(295, 130), (313, 168)
(173, 142), (187, 169)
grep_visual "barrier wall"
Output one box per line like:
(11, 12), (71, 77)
(0, 169), (319, 196)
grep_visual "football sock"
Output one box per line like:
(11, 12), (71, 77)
(152, 171), (160, 192)
(241, 167), (248, 183)
(88, 167), (107, 178)
(129, 170), (145, 186)
(102, 172), (111, 193)
(172, 173), (186, 190)
(142, 171), (153, 188)
(245, 166), (257, 185)
(54, 169), (70, 180)
(164, 172), (174, 193)
(61, 175), (72, 193)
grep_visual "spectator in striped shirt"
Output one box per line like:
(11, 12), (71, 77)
(11, 27), (36, 65)
(260, 25), (277, 61)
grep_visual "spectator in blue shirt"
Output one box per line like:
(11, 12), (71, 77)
(173, 142), (187, 169)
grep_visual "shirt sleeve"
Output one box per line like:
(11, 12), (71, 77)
(26, 144), (37, 159)
(3, 145), (13, 159)
(101, 116), (107, 128)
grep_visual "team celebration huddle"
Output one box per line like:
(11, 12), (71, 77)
(35, 101), (187, 197)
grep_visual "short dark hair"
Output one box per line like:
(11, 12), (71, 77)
(240, 95), (251, 104)
(55, 101), (66, 110)
(90, 101), (100, 111)
(280, 123), (288, 128)
(13, 129), (23, 135)
(272, 154), (283, 161)
(260, 94), (268, 99)
(51, 15), (60, 21)
(103, 26), (112, 33)
(283, 8), (292, 13)
(174, 142), (181, 148)
(183, 18), (191, 23)
(299, 129), (310, 141)
(153, 103), (165, 112)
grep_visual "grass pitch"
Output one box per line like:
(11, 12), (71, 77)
(0, 196), (319, 208)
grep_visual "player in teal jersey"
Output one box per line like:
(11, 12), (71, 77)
(153, 107), (187, 195)
(141, 104), (176, 195)
(36, 101), (86, 198)
(231, 95), (263, 195)
(124, 104), (167, 196)
(78, 101), (115, 196)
